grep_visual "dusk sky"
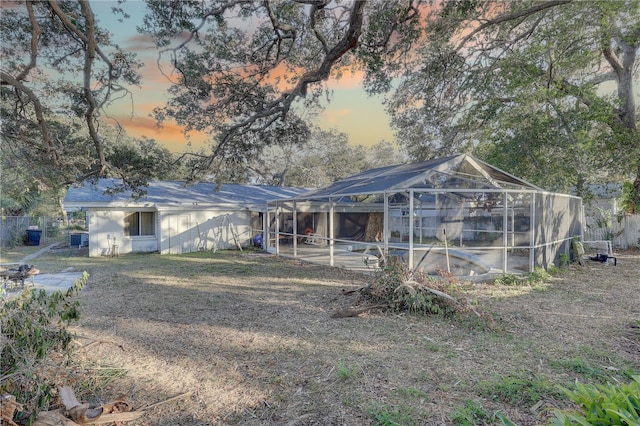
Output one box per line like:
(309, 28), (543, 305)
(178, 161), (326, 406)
(92, 1), (394, 153)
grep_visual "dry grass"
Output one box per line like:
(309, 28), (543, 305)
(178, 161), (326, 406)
(27, 247), (640, 425)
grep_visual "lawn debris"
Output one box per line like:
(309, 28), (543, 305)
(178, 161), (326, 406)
(331, 304), (387, 318)
(32, 386), (142, 425)
(1, 394), (22, 426)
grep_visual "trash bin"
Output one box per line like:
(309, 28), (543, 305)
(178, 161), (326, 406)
(26, 229), (42, 246)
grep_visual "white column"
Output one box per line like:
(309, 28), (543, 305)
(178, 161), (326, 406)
(329, 198), (335, 267)
(409, 190), (414, 269)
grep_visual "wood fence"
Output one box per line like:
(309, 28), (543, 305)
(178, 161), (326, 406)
(584, 214), (640, 249)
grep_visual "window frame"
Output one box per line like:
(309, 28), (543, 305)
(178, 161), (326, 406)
(124, 211), (155, 237)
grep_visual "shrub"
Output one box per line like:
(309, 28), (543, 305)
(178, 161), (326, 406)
(0, 273), (87, 424)
(550, 376), (640, 426)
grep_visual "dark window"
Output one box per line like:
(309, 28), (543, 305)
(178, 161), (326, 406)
(124, 212), (155, 236)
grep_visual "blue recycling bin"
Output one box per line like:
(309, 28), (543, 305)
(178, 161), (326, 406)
(26, 229), (42, 246)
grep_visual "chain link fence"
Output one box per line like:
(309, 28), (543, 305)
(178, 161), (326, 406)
(0, 216), (65, 248)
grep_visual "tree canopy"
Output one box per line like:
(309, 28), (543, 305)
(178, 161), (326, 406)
(140, 0), (638, 198)
(1, 0), (638, 209)
(368, 0), (639, 197)
(0, 0), (175, 204)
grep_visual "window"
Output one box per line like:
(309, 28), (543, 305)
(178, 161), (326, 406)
(124, 212), (155, 236)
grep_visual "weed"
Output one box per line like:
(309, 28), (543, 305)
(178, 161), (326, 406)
(491, 268), (551, 287)
(526, 267), (551, 285)
(396, 387), (428, 400)
(549, 357), (608, 382)
(475, 374), (563, 407)
(369, 403), (416, 426)
(494, 274), (523, 286)
(450, 399), (490, 425)
(422, 340), (442, 352)
(550, 355), (639, 383)
(417, 372), (432, 382)
(558, 253), (570, 269)
(335, 362), (358, 382)
(547, 263), (559, 275)
(76, 366), (127, 396)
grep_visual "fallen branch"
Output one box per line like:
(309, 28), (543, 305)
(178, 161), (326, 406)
(33, 387), (143, 425)
(331, 304), (387, 318)
(340, 285), (368, 295)
(34, 409), (144, 425)
(404, 279), (482, 318)
(404, 280), (458, 304)
(74, 334), (125, 351)
(142, 391), (193, 411)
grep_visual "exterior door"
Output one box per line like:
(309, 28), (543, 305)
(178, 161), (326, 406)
(168, 214), (192, 254)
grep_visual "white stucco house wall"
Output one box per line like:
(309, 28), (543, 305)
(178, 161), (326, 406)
(63, 179), (307, 257)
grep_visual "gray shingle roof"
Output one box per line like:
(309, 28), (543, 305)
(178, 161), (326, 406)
(63, 179), (308, 209)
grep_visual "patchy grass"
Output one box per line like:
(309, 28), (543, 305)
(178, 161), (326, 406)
(10, 248), (640, 425)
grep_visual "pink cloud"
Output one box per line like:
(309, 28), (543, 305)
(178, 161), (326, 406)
(321, 108), (353, 124)
(106, 114), (208, 152)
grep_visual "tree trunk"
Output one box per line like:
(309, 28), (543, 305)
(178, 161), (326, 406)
(58, 196), (68, 227)
(634, 163), (640, 213)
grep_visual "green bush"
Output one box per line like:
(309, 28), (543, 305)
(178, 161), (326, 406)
(0, 273), (87, 424)
(5, 225), (27, 248)
(619, 182), (637, 214)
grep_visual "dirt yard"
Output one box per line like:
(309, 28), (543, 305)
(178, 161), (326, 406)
(34, 248), (640, 425)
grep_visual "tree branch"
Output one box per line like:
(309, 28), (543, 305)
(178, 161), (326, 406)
(15, 1), (40, 82)
(205, 0), (366, 170)
(455, 0), (572, 51)
(0, 71), (59, 165)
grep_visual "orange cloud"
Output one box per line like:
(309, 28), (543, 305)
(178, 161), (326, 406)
(107, 114), (208, 152)
(321, 108), (353, 124)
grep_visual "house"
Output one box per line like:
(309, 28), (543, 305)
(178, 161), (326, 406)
(265, 154), (584, 275)
(63, 179), (308, 257)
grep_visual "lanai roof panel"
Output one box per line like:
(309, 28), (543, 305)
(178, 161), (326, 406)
(297, 155), (539, 199)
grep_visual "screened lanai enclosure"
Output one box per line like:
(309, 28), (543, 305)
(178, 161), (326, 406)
(265, 154), (584, 277)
